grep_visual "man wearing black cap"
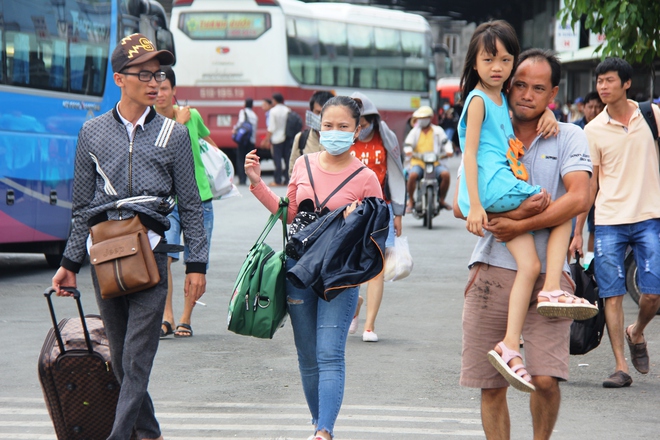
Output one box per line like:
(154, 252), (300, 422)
(51, 34), (208, 440)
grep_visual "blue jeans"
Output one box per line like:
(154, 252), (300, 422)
(285, 258), (359, 436)
(272, 138), (293, 184)
(594, 218), (660, 297)
(165, 201), (213, 265)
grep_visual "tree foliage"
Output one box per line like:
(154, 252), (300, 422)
(559, 0), (660, 66)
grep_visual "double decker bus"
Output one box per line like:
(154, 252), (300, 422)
(170, 0), (437, 152)
(0, 0), (175, 266)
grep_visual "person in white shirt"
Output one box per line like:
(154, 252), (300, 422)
(261, 92), (291, 186)
(233, 98), (258, 185)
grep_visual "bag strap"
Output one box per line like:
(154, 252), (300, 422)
(253, 198), (288, 250)
(639, 101), (659, 141)
(304, 154), (364, 212)
(298, 128), (311, 156)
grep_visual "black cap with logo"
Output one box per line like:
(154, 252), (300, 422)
(111, 33), (175, 73)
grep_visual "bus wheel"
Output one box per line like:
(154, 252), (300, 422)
(45, 253), (62, 269)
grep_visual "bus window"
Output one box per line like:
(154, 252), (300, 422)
(178, 12), (271, 40)
(1, 0), (110, 96)
(401, 31), (424, 58)
(287, 17), (319, 85)
(403, 70), (425, 92)
(347, 24), (375, 89)
(318, 20), (348, 87)
(375, 27), (401, 58)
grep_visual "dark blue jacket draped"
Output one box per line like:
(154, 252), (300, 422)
(286, 197), (390, 301)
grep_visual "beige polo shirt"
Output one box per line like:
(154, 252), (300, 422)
(584, 100), (660, 225)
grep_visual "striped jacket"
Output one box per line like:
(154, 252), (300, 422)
(61, 106), (208, 274)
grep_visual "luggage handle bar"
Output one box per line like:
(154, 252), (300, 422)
(44, 288), (94, 354)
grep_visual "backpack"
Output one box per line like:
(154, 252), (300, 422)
(639, 100), (659, 141)
(285, 110), (303, 138)
(569, 254), (605, 355)
(232, 109), (253, 146)
(297, 128), (311, 156)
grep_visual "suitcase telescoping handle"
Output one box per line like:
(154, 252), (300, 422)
(44, 288), (94, 354)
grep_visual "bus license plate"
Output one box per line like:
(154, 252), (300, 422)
(216, 115), (232, 127)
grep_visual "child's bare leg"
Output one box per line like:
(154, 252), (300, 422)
(541, 220), (572, 292)
(499, 234), (541, 356)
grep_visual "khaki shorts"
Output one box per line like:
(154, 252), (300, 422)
(460, 263), (574, 389)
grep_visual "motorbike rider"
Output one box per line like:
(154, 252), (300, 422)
(404, 106), (453, 213)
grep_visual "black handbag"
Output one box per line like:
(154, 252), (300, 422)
(569, 253), (605, 355)
(285, 155), (364, 259)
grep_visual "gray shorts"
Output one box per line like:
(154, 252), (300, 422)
(460, 263), (574, 389)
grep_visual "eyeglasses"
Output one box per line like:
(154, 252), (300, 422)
(120, 70), (167, 82)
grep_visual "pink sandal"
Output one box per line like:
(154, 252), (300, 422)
(487, 342), (535, 393)
(536, 290), (599, 320)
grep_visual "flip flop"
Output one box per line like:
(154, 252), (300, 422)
(160, 321), (174, 338)
(487, 341), (535, 393)
(536, 290), (599, 320)
(174, 323), (193, 338)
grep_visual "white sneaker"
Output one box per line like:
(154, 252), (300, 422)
(348, 315), (358, 334)
(362, 330), (378, 342)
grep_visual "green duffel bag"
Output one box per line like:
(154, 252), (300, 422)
(228, 199), (288, 339)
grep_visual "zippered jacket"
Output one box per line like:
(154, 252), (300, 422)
(61, 106), (208, 274)
(286, 197), (389, 301)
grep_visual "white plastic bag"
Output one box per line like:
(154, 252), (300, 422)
(199, 138), (234, 199)
(383, 236), (413, 282)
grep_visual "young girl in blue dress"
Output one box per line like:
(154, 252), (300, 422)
(457, 20), (598, 393)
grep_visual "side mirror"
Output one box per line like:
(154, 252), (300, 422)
(156, 29), (176, 66)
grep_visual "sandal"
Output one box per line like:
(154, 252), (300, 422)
(160, 321), (174, 338)
(536, 290), (599, 320)
(174, 323), (193, 338)
(487, 342), (535, 393)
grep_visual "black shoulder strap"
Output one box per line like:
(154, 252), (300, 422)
(298, 128), (311, 155)
(304, 155), (365, 212)
(639, 101), (659, 141)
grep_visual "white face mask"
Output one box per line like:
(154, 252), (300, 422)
(305, 110), (321, 131)
(417, 118), (431, 128)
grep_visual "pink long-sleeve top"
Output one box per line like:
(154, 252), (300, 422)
(251, 152), (383, 223)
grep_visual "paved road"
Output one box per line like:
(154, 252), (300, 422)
(1, 156), (658, 439)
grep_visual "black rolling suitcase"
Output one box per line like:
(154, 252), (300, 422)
(38, 288), (120, 439)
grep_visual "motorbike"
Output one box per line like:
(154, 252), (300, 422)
(406, 149), (446, 230)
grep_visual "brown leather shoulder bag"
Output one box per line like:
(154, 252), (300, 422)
(89, 215), (160, 299)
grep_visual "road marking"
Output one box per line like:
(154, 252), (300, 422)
(0, 398), (485, 439)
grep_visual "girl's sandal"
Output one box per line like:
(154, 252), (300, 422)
(487, 341), (535, 393)
(537, 290), (599, 321)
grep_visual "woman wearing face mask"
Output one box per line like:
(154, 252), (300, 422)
(404, 106), (454, 213)
(347, 91), (406, 343)
(245, 96), (383, 440)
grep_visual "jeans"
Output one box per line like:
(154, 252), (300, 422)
(272, 137), (293, 184)
(285, 258), (359, 436)
(235, 141), (254, 185)
(165, 201), (213, 266)
(594, 218), (660, 297)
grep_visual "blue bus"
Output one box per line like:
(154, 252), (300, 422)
(0, 0), (175, 267)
